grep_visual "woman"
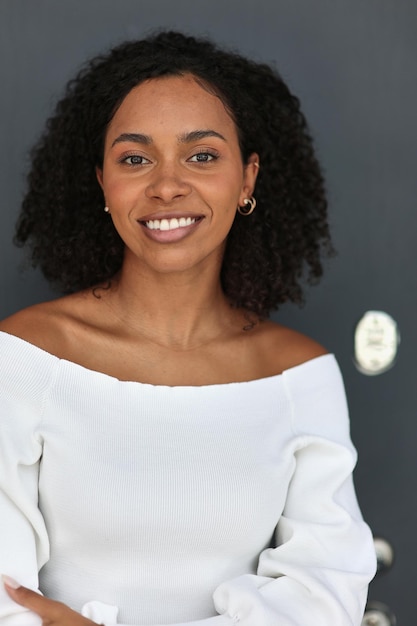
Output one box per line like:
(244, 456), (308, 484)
(0, 31), (375, 626)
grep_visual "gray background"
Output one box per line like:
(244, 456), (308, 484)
(1, 1), (416, 623)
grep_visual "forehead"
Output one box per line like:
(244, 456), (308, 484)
(106, 74), (238, 139)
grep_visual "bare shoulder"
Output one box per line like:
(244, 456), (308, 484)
(0, 292), (91, 354)
(254, 319), (328, 374)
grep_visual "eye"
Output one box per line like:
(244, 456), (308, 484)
(188, 151), (219, 163)
(120, 154), (151, 166)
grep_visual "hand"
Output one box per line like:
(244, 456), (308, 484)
(3, 576), (100, 626)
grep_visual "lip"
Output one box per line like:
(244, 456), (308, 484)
(138, 214), (205, 243)
(139, 210), (205, 222)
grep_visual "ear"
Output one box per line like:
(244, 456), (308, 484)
(239, 153), (260, 205)
(95, 166), (104, 190)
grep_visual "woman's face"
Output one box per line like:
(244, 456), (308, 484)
(97, 74), (258, 277)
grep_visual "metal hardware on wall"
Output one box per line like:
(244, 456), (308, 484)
(362, 601), (396, 626)
(354, 311), (400, 376)
(363, 538), (396, 625)
(373, 536), (395, 576)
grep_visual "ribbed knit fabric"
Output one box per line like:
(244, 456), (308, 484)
(0, 331), (376, 626)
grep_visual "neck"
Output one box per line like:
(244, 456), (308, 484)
(100, 256), (238, 350)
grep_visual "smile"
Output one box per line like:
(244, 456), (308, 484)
(144, 217), (201, 231)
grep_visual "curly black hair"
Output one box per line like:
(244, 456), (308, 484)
(15, 30), (333, 318)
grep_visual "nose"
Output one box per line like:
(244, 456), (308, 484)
(145, 162), (192, 204)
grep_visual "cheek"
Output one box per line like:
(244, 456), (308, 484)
(213, 196), (238, 234)
(104, 175), (142, 207)
(213, 169), (243, 204)
(219, 181), (242, 217)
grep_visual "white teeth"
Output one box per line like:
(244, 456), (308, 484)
(169, 218), (179, 229)
(145, 217), (197, 231)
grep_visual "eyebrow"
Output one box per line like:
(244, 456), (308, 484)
(111, 129), (226, 148)
(111, 133), (151, 148)
(178, 130), (226, 143)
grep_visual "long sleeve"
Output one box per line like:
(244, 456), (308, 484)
(0, 342), (54, 626)
(209, 358), (376, 626)
(86, 357), (376, 626)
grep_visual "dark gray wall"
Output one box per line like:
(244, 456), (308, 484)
(1, 1), (416, 623)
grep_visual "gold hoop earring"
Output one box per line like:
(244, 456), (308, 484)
(237, 197), (256, 216)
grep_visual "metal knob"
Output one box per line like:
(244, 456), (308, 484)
(362, 601), (396, 626)
(373, 536), (395, 576)
(354, 311), (400, 376)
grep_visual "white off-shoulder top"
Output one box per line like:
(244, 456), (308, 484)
(0, 331), (376, 626)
